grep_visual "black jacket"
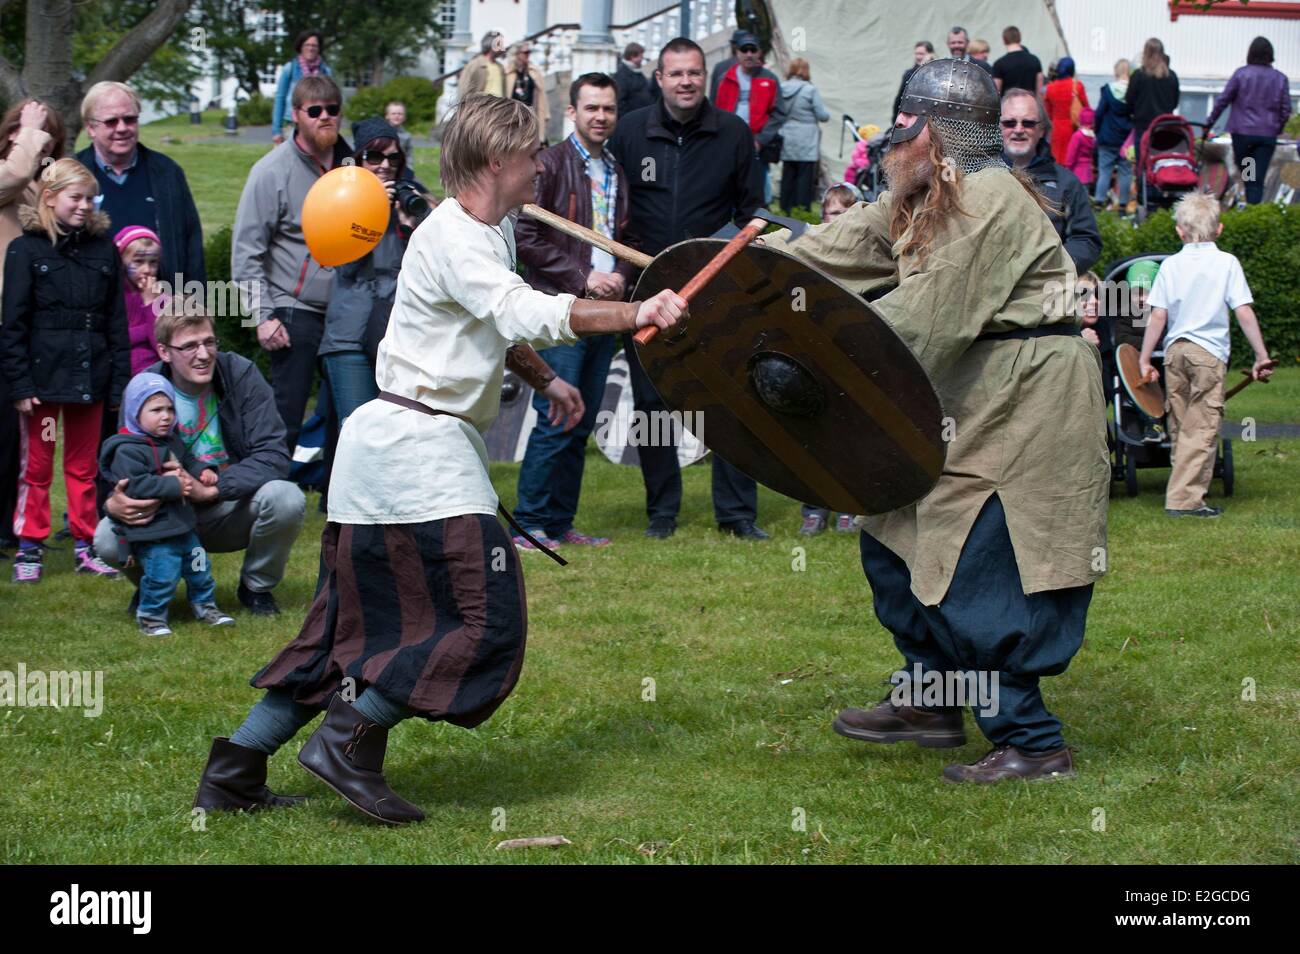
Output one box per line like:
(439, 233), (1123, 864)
(607, 98), (763, 257)
(1012, 139), (1103, 275)
(76, 143), (207, 287)
(616, 61), (658, 116)
(0, 207), (130, 406)
(515, 137), (636, 296)
(99, 431), (209, 542)
(142, 351), (290, 503)
(1125, 68), (1180, 137)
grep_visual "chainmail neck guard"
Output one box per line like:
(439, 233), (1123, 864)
(931, 115), (1007, 175)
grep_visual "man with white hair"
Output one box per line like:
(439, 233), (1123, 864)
(75, 81), (205, 287)
(1000, 88), (1101, 273)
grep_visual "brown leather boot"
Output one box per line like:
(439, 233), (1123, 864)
(942, 745), (1075, 783)
(832, 696), (966, 748)
(193, 737), (308, 812)
(297, 694), (425, 825)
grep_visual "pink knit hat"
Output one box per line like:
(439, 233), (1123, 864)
(113, 224), (162, 254)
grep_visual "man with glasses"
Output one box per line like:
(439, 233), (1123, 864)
(608, 37), (769, 540)
(1000, 89), (1101, 273)
(232, 75), (351, 456)
(96, 311), (306, 616)
(76, 82), (206, 291)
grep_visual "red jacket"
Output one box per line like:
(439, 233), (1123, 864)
(714, 65), (780, 138)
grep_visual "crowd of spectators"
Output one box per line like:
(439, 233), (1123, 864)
(0, 20), (1290, 608)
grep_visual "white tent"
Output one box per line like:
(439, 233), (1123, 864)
(766, 0), (1068, 178)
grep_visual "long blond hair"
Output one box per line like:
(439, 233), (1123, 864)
(887, 121), (1055, 265)
(1140, 38), (1169, 79)
(33, 158), (99, 244)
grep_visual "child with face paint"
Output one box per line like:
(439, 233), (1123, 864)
(99, 372), (235, 636)
(114, 226), (170, 375)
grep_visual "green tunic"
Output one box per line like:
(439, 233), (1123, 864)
(764, 167), (1109, 605)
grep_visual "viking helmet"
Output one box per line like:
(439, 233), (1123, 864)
(891, 58), (1005, 174)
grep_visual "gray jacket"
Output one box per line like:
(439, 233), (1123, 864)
(778, 78), (830, 162)
(231, 136), (351, 324)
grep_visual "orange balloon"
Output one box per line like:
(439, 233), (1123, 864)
(301, 165), (391, 267)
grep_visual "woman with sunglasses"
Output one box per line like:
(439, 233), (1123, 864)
(316, 118), (437, 502)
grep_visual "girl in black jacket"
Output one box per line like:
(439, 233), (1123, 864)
(0, 158), (129, 583)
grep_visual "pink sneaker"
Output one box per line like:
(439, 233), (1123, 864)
(11, 548), (42, 583)
(512, 530), (561, 551)
(557, 528), (612, 547)
(74, 546), (121, 579)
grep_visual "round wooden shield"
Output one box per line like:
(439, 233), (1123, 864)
(1116, 342), (1166, 418)
(633, 239), (946, 515)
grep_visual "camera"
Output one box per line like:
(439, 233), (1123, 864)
(392, 180), (430, 219)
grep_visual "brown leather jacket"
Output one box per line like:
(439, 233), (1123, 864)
(514, 137), (638, 298)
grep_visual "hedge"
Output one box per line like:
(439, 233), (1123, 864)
(202, 225), (270, 378)
(1097, 205), (1300, 364)
(344, 76), (441, 135)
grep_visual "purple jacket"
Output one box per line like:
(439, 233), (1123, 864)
(1208, 64), (1292, 137)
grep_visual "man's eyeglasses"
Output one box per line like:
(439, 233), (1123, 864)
(663, 69), (706, 81)
(1000, 118), (1040, 129)
(92, 115), (139, 129)
(739, 45), (760, 53)
(166, 337), (219, 357)
(361, 149), (403, 167)
(304, 103), (341, 119)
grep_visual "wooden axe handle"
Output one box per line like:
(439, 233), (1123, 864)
(1224, 368), (1264, 401)
(633, 216), (769, 346)
(520, 203), (653, 270)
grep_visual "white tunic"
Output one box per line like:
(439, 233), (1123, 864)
(327, 198), (578, 525)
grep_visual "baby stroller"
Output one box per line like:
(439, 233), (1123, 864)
(1100, 253), (1234, 497)
(1136, 114), (1204, 222)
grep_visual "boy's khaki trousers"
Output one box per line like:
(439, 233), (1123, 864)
(1164, 339), (1227, 510)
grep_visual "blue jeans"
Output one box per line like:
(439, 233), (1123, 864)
(136, 530), (216, 620)
(321, 351), (378, 425)
(1094, 144), (1132, 204)
(513, 336), (617, 536)
(1231, 134), (1277, 205)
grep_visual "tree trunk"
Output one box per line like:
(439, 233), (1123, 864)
(371, 58), (385, 88)
(0, 0), (194, 149)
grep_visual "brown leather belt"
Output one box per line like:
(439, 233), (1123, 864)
(377, 391), (567, 566)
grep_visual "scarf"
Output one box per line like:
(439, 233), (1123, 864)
(298, 55), (322, 77)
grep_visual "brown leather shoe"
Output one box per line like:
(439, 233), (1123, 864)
(297, 694), (425, 825)
(832, 697), (966, 748)
(942, 745), (1075, 784)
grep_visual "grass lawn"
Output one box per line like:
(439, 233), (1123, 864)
(1, 372), (1297, 864)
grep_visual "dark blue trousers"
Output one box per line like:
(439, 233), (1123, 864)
(858, 494), (1093, 754)
(513, 335), (617, 536)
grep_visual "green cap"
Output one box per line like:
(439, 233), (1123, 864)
(1125, 259), (1161, 291)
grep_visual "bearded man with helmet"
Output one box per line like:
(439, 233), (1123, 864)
(763, 59), (1109, 783)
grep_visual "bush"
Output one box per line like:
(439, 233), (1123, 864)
(203, 225), (269, 376)
(237, 93), (273, 127)
(1097, 205), (1300, 364)
(345, 76), (441, 134)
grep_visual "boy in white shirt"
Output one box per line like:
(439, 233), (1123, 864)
(1138, 192), (1274, 517)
